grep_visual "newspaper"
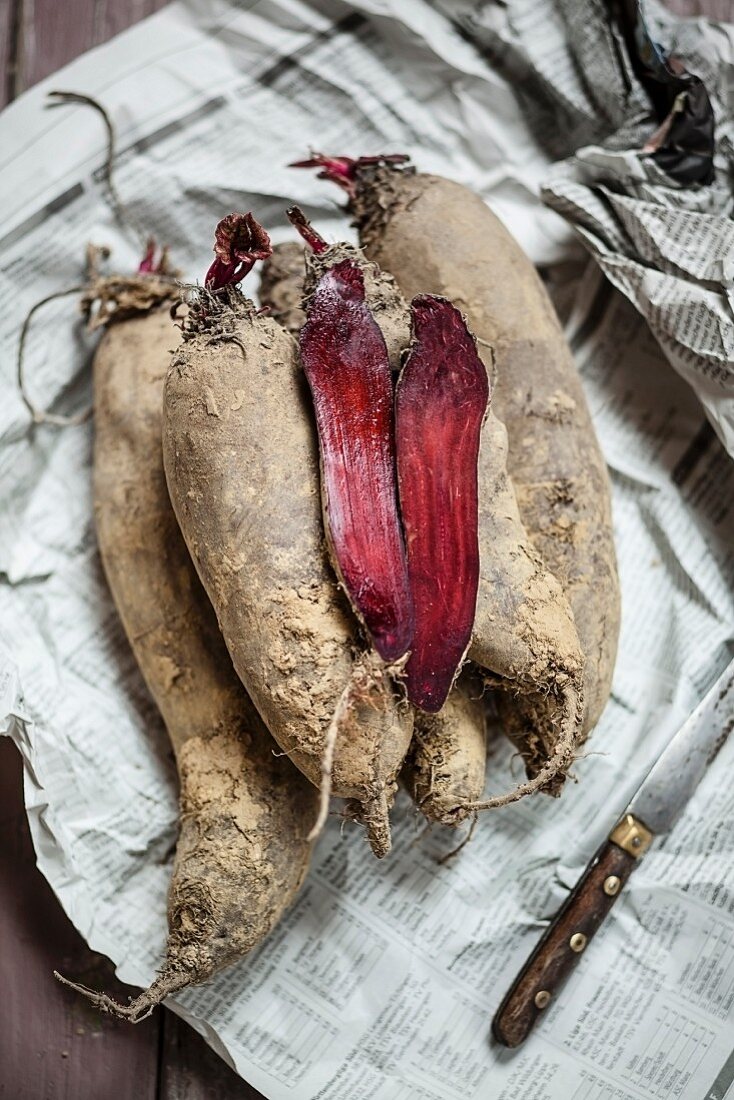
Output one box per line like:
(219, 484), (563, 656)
(444, 0), (734, 453)
(1, 1), (733, 1097)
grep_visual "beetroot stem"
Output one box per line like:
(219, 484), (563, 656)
(138, 237), (171, 275)
(205, 212), (272, 290)
(289, 154), (410, 200)
(286, 206), (329, 254)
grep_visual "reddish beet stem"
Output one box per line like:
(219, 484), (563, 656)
(205, 212), (271, 290)
(138, 237), (157, 273)
(290, 153), (409, 199)
(299, 259), (414, 662)
(138, 237), (172, 275)
(286, 206), (329, 254)
(396, 296), (490, 712)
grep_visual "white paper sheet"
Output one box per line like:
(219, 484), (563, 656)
(1, 2), (734, 1097)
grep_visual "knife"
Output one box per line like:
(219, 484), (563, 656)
(492, 665), (734, 1049)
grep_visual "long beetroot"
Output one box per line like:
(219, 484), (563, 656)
(165, 214), (413, 857)
(396, 296), (489, 712)
(295, 153), (619, 745)
(292, 212), (413, 663)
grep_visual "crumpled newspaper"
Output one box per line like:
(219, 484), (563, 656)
(449, 0), (734, 451)
(1, 2), (733, 1098)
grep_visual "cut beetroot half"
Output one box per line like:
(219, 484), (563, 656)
(299, 259), (414, 662)
(396, 296), (490, 712)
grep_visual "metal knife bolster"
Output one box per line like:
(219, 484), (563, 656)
(491, 814), (654, 1049)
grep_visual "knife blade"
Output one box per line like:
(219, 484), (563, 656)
(492, 664), (734, 1049)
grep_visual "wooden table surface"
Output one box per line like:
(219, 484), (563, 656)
(0, 10), (262, 1099)
(0, 0), (728, 1096)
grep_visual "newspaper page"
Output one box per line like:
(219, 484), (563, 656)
(1, 2), (734, 1097)
(442, 0), (734, 452)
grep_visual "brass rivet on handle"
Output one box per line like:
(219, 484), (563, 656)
(534, 990), (551, 1009)
(603, 875), (621, 896)
(569, 932), (587, 953)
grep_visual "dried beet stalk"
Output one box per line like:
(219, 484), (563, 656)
(299, 256), (414, 663)
(396, 296), (489, 712)
(205, 212), (271, 291)
(290, 153), (409, 201)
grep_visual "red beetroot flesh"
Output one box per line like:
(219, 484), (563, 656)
(396, 296), (490, 712)
(299, 259), (414, 662)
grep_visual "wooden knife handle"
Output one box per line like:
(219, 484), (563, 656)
(492, 816), (652, 1049)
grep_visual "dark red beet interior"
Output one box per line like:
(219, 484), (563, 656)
(396, 296), (490, 712)
(299, 259), (414, 662)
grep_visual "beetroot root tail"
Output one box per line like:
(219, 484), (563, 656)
(54, 967), (192, 1023)
(460, 681), (582, 812)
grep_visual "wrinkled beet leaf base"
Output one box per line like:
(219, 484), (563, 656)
(397, 296), (489, 712)
(300, 259), (414, 662)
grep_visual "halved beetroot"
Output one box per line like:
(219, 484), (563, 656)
(299, 258), (414, 663)
(396, 296), (490, 712)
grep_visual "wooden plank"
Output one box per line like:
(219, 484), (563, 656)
(15, 0), (98, 93)
(13, 0), (171, 96)
(664, 0), (733, 16)
(0, 737), (161, 1099)
(0, 0), (17, 108)
(160, 1013), (266, 1100)
(92, 0), (171, 43)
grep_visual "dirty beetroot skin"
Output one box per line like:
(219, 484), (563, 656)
(299, 257), (414, 662)
(259, 240), (306, 334)
(396, 296), (489, 712)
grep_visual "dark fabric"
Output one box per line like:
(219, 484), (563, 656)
(616, 0), (715, 184)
